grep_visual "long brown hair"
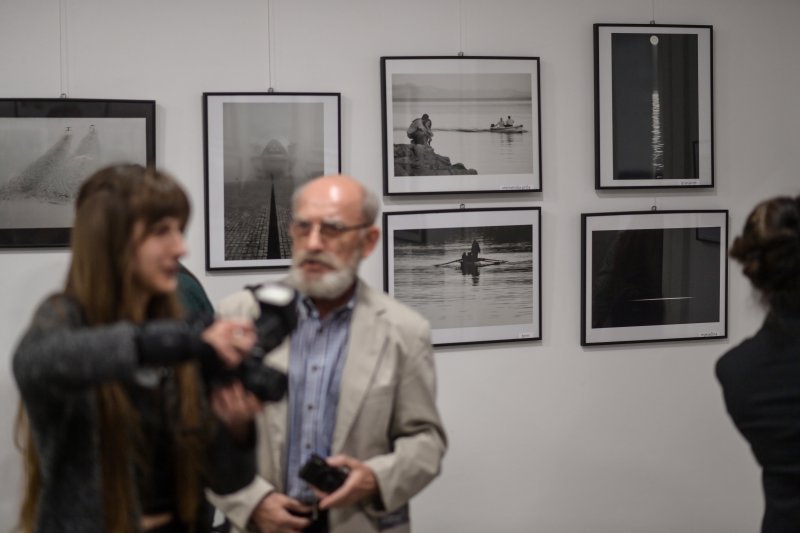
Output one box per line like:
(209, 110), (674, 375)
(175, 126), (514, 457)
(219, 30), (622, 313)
(17, 164), (207, 532)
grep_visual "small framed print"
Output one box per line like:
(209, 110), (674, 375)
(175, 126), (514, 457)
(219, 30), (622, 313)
(594, 24), (714, 189)
(384, 207), (541, 346)
(581, 210), (728, 345)
(203, 92), (340, 270)
(381, 56), (541, 195)
(0, 98), (155, 247)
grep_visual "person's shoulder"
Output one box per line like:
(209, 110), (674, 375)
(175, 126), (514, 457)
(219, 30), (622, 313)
(35, 292), (81, 322)
(216, 288), (259, 319)
(715, 332), (763, 384)
(17, 293), (83, 339)
(177, 270), (213, 315)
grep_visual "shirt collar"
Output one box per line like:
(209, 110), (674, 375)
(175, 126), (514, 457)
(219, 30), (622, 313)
(297, 285), (359, 320)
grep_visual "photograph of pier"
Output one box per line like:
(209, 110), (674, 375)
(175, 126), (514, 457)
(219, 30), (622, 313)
(204, 93), (340, 269)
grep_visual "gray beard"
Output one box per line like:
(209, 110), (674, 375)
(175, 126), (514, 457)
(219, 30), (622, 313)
(288, 262), (358, 300)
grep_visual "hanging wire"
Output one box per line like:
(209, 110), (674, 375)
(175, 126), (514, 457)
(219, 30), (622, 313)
(59, 0), (69, 98)
(458, 0), (465, 55)
(267, 0), (275, 91)
(650, 0), (656, 24)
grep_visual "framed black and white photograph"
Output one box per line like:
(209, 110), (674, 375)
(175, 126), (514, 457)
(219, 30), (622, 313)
(381, 56), (541, 195)
(203, 92), (340, 270)
(384, 207), (541, 346)
(594, 24), (714, 189)
(582, 210), (727, 346)
(0, 98), (155, 247)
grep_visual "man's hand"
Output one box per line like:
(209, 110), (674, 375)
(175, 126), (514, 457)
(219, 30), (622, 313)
(314, 454), (379, 510)
(251, 492), (312, 533)
(209, 380), (261, 442)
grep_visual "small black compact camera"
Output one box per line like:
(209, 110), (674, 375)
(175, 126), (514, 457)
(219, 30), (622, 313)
(299, 453), (349, 493)
(204, 284), (297, 403)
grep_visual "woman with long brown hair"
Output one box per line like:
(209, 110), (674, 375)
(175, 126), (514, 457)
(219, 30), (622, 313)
(13, 164), (261, 533)
(716, 195), (800, 532)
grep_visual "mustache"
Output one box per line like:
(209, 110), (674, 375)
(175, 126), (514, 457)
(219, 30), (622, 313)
(294, 250), (342, 269)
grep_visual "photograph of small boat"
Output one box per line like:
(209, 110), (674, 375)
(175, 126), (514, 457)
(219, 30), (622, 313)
(386, 60), (539, 186)
(488, 124), (528, 133)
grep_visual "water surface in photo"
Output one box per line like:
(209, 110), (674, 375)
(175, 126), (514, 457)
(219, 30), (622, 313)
(393, 226), (534, 329)
(393, 100), (533, 175)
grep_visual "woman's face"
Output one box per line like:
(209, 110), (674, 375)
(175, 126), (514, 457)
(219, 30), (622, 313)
(131, 216), (187, 296)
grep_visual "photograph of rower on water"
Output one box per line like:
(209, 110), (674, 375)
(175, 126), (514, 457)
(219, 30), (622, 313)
(384, 207), (541, 345)
(382, 56), (541, 194)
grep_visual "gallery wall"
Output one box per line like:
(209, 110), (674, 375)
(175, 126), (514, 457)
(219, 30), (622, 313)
(1, 0), (798, 530)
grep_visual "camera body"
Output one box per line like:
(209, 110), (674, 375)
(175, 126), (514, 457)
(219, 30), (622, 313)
(299, 453), (349, 493)
(205, 283), (297, 403)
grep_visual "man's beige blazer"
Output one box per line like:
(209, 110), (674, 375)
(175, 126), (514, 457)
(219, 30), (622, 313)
(209, 280), (447, 532)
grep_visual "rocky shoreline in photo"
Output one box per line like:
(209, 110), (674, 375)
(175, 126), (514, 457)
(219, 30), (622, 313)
(393, 144), (477, 176)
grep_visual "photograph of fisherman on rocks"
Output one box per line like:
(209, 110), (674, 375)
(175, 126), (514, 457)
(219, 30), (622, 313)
(384, 207), (541, 345)
(204, 93), (340, 270)
(381, 56), (541, 195)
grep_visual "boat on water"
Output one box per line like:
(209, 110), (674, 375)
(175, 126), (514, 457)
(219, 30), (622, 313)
(489, 124), (528, 133)
(434, 256), (509, 275)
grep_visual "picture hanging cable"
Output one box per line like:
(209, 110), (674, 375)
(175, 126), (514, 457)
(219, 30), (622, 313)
(458, 0), (465, 55)
(650, 0), (656, 24)
(59, 0), (70, 98)
(651, 197), (658, 211)
(267, 0), (275, 92)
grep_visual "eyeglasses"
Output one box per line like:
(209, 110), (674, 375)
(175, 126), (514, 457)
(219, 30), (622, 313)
(289, 219), (371, 241)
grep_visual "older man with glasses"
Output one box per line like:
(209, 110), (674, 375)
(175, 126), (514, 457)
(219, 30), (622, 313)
(210, 175), (447, 533)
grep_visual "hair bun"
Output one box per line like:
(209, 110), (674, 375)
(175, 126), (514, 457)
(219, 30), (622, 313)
(731, 196), (800, 310)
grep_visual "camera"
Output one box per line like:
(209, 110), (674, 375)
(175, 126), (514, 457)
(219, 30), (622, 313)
(204, 283), (297, 403)
(299, 453), (349, 493)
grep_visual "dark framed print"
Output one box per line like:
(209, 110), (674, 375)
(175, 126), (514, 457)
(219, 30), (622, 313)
(203, 92), (340, 270)
(384, 207), (541, 346)
(581, 210), (728, 346)
(0, 98), (155, 247)
(381, 56), (541, 195)
(594, 24), (714, 189)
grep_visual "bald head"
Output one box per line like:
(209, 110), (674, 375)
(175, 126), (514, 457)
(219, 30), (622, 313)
(288, 175), (381, 307)
(292, 175), (379, 226)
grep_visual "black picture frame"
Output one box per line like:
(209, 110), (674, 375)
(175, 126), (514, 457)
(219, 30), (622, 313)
(594, 24), (714, 189)
(203, 92), (341, 271)
(581, 210), (728, 346)
(383, 207), (541, 346)
(381, 56), (542, 195)
(0, 98), (155, 248)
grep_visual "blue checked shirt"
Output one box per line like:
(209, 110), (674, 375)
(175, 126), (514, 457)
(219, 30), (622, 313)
(284, 293), (355, 503)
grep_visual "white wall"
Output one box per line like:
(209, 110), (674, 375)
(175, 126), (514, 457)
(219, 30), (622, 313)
(1, 0), (797, 531)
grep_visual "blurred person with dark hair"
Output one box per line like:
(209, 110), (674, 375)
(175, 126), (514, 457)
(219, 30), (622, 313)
(177, 263), (214, 317)
(716, 194), (800, 532)
(13, 164), (262, 533)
